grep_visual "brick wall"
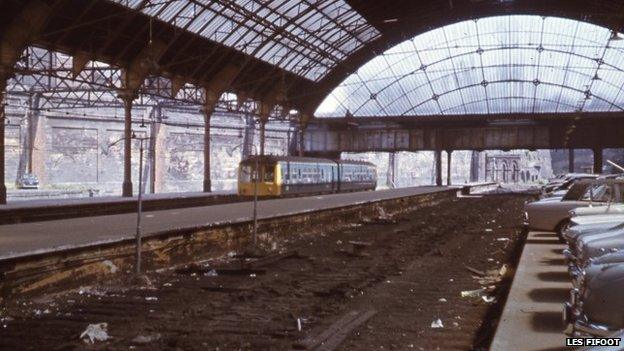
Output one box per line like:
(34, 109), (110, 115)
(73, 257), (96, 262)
(4, 94), (292, 198)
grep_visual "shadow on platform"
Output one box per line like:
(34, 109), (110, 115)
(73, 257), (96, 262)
(537, 271), (570, 282)
(530, 311), (565, 333)
(529, 288), (570, 303)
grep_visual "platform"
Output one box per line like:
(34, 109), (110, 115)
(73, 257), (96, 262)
(490, 231), (569, 351)
(0, 190), (236, 224)
(0, 186), (451, 261)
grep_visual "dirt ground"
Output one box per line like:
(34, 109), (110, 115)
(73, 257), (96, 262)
(0, 194), (531, 351)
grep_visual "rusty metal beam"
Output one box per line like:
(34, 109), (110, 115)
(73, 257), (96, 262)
(1, 1), (52, 69)
(304, 114), (624, 154)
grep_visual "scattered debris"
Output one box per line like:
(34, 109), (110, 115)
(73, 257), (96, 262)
(460, 289), (486, 298)
(131, 333), (161, 345)
(241, 250), (301, 269)
(101, 260), (118, 273)
(499, 264), (509, 277)
(80, 323), (110, 344)
(293, 310), (376, 350)
(496, 237), (509, 242)
(481, 295), (496, 304)
(204, 269), (218, 277)
(438, 298), (447, 303)
(348, 241), (372, 257)
(465, 266), (485, 276)
(485, 229), (493, 233)
(430, 319), (444, 328)
(145, 296), (158, 301)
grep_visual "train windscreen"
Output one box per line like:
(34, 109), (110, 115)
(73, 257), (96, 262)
(239, 161), (275, 183)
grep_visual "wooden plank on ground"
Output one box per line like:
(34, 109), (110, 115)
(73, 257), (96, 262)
(293, 310), (377, 351)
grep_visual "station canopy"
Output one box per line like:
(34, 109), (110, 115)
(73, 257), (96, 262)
(315, 16), (624, 117)
(109, 0), (380, 82)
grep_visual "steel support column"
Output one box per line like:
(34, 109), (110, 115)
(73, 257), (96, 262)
(446, 150), (452, 186)
(119, 90), (136, 197)
(298, 126), (305, 157)
(0, 72), (8, 204)
(568, 149), (575, 173)
(435, 150), (442, 186)
(242, 112), (254, 159)
(259, 119), (266, 156)
(387, 152), (396, 188)
(203, 107), (213, 192)
(593, 148), (603, 174)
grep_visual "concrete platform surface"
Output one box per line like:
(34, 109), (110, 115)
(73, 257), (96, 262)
(491, 231), (570, 351)
(0, 190), (234, 210)
(0, 186), (450, 261)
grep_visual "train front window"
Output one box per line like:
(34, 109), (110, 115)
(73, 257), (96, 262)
(240, 165), (253, 182)
(264, 166), (275, 183)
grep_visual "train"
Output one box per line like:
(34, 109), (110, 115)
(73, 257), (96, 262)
(238, 156), (377, 196)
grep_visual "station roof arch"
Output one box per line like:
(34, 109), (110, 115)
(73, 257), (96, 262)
(316, 15), (624, 117)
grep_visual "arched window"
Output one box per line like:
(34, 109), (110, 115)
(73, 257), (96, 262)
(512, 162), (519, 183)
(501, 162), (508, 183)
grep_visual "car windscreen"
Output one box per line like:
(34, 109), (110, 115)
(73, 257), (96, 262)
(578, 184), (614, 202)
(562, 182), (591, 200)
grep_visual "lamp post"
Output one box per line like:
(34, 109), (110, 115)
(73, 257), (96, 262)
(231, 141), (260, 249)
(250, 144), (259, 248)
(132, 131), (150, 276)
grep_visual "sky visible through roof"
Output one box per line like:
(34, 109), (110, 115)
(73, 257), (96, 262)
(109, 0), (380, 82)
(315, 15), (624, 117)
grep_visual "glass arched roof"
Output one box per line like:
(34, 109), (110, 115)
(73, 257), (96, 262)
(109, 0), (380, 82)
(315, 16), (624, 117)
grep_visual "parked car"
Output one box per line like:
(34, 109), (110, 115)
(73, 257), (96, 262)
(542, 173), (599, 198)
(579, 329), (624, 351)
(570, 203), (624, 217)
(564, 262), (624, 337)
(563, 215), (624, 282)
(564, 213), (624, 244)
(525, 179), (622, 240)
(575, 227), (624, 269)
(17, 173), (39, 189)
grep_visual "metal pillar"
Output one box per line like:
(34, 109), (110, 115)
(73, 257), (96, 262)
(593, 148), (603, 174)
(242, 113), (254, 159)
(148, 106), (160, 194)
(259, 119), (266, 156)
(387, 152), (396, 188)
(203, 107), (212, 192)
(298, 125), (305, 157)
(0, 74), (7, 204)
(446, 150), (452, 185)
(27, 94), (40, 174)
(119, 91), (136, 197)
(470, 151), (480, 182)
(568, 149), (575, 173)
(435, 150), (442, 186)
